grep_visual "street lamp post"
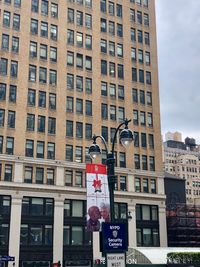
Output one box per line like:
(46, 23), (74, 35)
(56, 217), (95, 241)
(89, 118), (134, 222)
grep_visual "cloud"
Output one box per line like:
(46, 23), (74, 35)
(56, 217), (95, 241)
(155, 0), (200, 142)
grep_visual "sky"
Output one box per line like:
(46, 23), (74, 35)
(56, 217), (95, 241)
(155, 0), (200, 143)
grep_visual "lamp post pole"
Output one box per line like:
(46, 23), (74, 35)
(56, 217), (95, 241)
(89, 118), (133, 222)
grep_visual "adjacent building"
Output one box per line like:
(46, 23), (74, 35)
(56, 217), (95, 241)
(0, 0), (167, 267)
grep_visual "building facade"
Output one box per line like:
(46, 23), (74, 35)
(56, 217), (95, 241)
(0, 0), (167, 267)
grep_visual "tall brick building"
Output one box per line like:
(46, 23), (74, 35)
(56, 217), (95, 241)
(0, 0), (167, 266)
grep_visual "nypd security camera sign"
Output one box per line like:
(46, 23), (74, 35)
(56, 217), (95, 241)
(101, 222), (128, 252)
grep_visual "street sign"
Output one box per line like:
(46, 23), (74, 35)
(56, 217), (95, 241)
(101, 222), (128, 252)
(107, 253), (126, 267)
(0, 256), (15, 261)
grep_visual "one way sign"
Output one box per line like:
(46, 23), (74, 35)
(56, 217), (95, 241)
(0, 256), (15, 261)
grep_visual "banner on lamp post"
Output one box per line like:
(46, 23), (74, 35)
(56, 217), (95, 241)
(86, 164), (110, 232)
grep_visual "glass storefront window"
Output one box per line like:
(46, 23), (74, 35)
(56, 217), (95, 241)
(30, 226), (42, 245)
(72, 226), (83, 245)
(63, 225), (70, 245)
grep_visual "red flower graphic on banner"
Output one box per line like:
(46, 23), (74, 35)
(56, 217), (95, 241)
(92, 175), (102, 192)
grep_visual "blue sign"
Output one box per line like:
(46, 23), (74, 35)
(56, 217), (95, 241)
(101, 222), (128, 252)
(0, 256), (15, 261)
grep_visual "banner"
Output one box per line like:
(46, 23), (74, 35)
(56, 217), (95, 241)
(86, 164), (110, 232)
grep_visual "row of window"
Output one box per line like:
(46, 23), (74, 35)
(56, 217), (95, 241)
(31, 0), (58, 18)
(2, 11), (20, 30)
(100, 18), (123, 37)
(0, 83), (17, 103)
(101, 60), (124, 79)
(135, 177), (156, 194)
(30, 19), (58, 41)
(100, 39), (123, 58)
(67, 8), (92, 29)
(101, 82), (124, 100)
(0, 58), (18, 77)
(67, 73), (92, 93)
(29, 65), (57, 85)
(67, 29), (92, 50)
(132, 68), (151, 84)
(131, 28), (150, 45)
(28, 89), (56, 110)
(27, 114), (56, 134)
(0, 109), (16, 128)
(134, 132), (154, 149)
(130, 9), (149, 26)
(68, 0), (92, 8)
(131, 47), (151, 65)
(66, 121), (93, 140)
(132, 88), (152, 105)
(67, 51), (92, 71)
(100, 0), (122, 18)
(1, 34), (19, 53)
(30, 41), (57, 62)
(130, 0), (148, 8)
(133, 110), (153, 127)
(134, 154), (155, 171)
(101, 103), (125, 121)
(3, 0), (21, 7)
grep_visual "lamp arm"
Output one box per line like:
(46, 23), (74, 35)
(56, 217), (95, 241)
(111, 118), (131, 154)
(93, 135), (109, 155)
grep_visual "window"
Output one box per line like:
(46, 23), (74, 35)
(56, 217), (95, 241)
(47, 142), (55, 159)
(49, 70), (57, 85)
(75, 171), (83, 187)
(76, 122), (83, 138)
(142, 155), (148, 170)
(135, 178), (141, 192)
(3, 11), (11, 27)
(68, 8), (74, 23)
(130, 9), (135, 22)
(28, 89), (36, 106)
(86, 78), (92, 94)
(85, 35), (92, 50)
(140, 111), (146, 126)
(117, 44), (123, 57)
(118, 64), (124, 79)
(116, 4), (122, 17)
(120, 176), (126, 191)
(140, 90), (145, 104)
(102, 126), (108, 142)
(109, 62), (115, 77)
(109, 41), (115, 56)
(118, 85), (124, 100)
(118, 107), (124, 122)
(132, 68), (137, 82)
(109, 21), (115, 35)
(76, 98), (83, 114)
(148, 112), (153, 127)
(12, 37), (19, 53)
(50, 47), (57, 62)
(110, 105), (116, 120)
(66, 97), (74, 113)
(38, 91), (46, 107)
(39, 67), (47, 83)
(0, 136), (3, 153)
(41, 22), (48, 37)
(101, 0), (106, 12)
(51, 3), (58, 18)
(38, 115), (45, 133)
(132, 89), (138, 103)
(67, 51), (74, 66)
(85, 124), (92, 140)
(48, 117), (56, 134)
(108, 2), (114, 15)
(4, 164), (12, 181)
(101, 18), (107, 32)
(8, 110), (15, 128)
(101, 82), (107, 96)
(149, 156), (155, 171)
(10, 61), (18, 77)
(134, 132), (139, 147)
(30, 19), (38, 35)
(65, 170), (72, 186)
(24, 167), (33, 183)
(25, 139), (34, 157)
(146, 91), (152, 105)
(13, 14), (20, 31)
(50, 25), (58, 41)
(49, 93), (56, 110)
(75, 146), (82, 163)
(101, 60), (107, 75)
(144, 13), (149, 26)
(37, 141), (44, 158)
(141, 133), (147, 148)
(148, 134), (154, 149)
(101, 103), (108, 119)
(139, 69), (144, 83)
(117, 24), (123, 37)
(114, 203), (127, 220)
(0, 84), (6, 101)
(143, 0), (148, 7)
(76, 76), (83, 91)
(86, 100), (92, 116)
(32, 0), (39, 12)
(110, 84), (116, 98)
(66, 120), (73, 137)
(76, 32), (82, 47)
(131, 28), (136, 42)
(41, 0), (48, 16)
(1, 34), (9, 50)
(119, 152), (126, 168)
(36, 168), (44, 184)
(67, 73), (74, 89)
(134, 154), (140, 169)
(138, 30), (143, 43)
(150, 179), (156, 194)
(85, 14), (92, 29)
(146, 71), (151, 84)
(26, 114), (35, 131)
(30, 42), (37, 58)
(0, 58), (8, 75)
(144, 32), (150, 45)
(40, 44), (47, 59)
(137, 11), (142, 24)
(133, 110), (138, 125)
(85, 56), (92, 71)
(66, 145), (73, 161)
(76, 11), (83, 26)
(29, 65), (36, 82)
(47, 169), (55, 185)
(6, 137), (14, 155)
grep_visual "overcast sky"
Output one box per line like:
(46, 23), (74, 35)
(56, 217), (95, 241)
(155, 0), (200, 142)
